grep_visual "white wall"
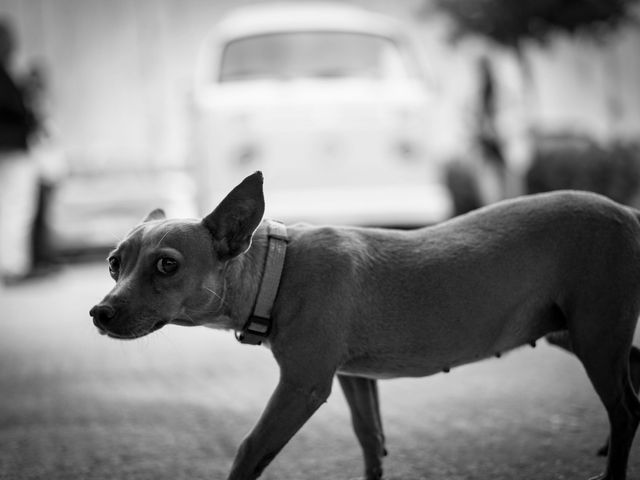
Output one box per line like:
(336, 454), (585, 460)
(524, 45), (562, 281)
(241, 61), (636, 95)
(1, 0), (638, 174)
(529, 28), (640, 143)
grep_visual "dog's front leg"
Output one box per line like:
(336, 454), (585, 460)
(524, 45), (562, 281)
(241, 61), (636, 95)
(338, 375), (387, 480)
(227, 370), (334, 480)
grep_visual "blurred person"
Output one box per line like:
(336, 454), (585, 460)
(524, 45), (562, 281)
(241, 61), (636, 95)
(475, 55), (508, 202)
(0, 16), (39, 285)
(23, 61), (66, 272)
(468, 53), (531, 205)
(445, 56), (506, 216)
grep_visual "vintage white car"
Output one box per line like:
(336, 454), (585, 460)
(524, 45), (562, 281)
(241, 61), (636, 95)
(191, 2), (459, 226)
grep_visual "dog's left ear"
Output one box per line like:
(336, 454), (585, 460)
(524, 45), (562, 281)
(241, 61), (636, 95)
(142, 208), (166, 223)
(202, 171), (265, 260)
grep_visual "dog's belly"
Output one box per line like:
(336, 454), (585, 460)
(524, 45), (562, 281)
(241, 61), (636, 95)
(338, 355), (469, 379)
(338, 303), (563, 380)
(338, 337), (535, 380)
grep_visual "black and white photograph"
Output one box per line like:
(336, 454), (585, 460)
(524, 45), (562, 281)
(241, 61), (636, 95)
(1, 1), (640, 479)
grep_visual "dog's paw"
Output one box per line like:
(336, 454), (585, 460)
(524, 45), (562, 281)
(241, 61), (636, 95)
(587, 474), (608, 480)
(365, 466), (383, 480)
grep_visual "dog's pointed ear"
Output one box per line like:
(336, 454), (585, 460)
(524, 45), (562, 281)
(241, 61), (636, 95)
(142, 208), (166, 223)
(202, 171), (265, 260)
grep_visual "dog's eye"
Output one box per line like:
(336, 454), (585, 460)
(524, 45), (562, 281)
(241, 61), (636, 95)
(156, 257), (178, 275)
(108, 257), (120, 279)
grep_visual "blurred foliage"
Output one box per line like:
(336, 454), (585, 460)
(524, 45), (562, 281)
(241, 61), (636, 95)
(431, 0), (640, 48)
(525, 134), (640, 205)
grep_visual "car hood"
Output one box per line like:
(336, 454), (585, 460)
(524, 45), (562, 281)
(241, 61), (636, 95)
(194, 77), (430, 111)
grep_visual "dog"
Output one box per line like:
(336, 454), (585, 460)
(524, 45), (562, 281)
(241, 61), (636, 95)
(91, 171), (640, 480)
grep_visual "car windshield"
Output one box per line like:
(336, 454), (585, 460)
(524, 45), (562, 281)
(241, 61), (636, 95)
(219, 31), (414, 82)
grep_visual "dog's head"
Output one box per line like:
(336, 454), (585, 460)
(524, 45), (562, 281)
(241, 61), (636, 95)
(89, 172), (265, 339)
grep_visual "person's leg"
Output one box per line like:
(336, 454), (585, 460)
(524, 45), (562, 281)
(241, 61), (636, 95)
(0, 152), (38, 281)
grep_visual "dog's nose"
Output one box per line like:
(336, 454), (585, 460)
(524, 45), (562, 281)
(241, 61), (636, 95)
(90, 304), (116, 329)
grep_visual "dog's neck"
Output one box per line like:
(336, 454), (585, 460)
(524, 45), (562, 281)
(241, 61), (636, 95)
(213, 223), (271, 333)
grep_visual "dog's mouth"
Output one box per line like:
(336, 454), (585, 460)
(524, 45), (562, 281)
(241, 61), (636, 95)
(150, 320), (168, 333)
(170, 318), (197, 327)
(97, 320), (168, 340)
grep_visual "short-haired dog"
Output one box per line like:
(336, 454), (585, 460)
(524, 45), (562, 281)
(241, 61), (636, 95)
(91, 172), (640, 480)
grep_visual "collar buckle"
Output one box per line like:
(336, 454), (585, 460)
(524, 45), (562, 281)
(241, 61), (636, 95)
(235, 315), (271, 345)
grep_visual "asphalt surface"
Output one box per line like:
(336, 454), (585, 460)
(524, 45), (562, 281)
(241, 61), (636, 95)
(1, 263), (639, 480)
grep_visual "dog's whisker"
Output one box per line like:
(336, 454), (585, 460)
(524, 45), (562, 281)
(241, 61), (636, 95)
(204, 286), (224, 300)
(181, 311), (197, 323)
(203, 286), (228, 313)
(156, 230), (171, 248)
(186, 302), (225, 317)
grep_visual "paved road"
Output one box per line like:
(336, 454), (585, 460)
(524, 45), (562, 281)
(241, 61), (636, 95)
(1, 263), (639, 479)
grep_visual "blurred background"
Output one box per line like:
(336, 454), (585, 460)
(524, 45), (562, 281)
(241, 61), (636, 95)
(1, 0), (640, 479)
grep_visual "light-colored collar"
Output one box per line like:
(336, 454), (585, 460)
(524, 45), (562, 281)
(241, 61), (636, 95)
(235, 220), (288, 345)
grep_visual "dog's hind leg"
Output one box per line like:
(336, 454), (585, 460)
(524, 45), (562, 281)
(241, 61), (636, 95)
(338, 374), (387, 480)
(560, 307), (640, 480)
(546, 331), (640, 458)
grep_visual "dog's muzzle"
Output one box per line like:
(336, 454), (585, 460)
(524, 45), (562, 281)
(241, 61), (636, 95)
(89, 303), (168, 339)
(89, 303), (115, 334)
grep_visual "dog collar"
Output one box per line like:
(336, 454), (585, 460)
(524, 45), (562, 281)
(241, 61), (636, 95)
(236, 220), (288, 345)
